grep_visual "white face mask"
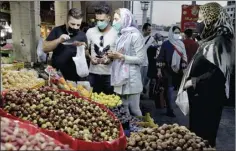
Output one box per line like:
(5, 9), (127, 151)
(157, 41), (163, 45)
(174, 34), (181, 39)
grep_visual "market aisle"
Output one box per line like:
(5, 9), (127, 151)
(140, 95), (235, 150)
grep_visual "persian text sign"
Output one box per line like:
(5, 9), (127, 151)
(181, 5), (200, 32)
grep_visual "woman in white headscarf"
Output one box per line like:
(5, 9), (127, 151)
(107, 8), (145, 116)
(157, 25), (187, 117)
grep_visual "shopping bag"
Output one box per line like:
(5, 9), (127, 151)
(72, 46), (89, 78)
(175, 90), (189, 116)
(111, 60), (129, 87)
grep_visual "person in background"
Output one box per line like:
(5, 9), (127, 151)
(141, 23), (155, 97)
(86, 3), (118, 94)
(107, 8), (144, 116)
(178, 2), (234, 147)
(80, 22), (90, 33)
(43, 8), (87, 81)
(183, 29), (199, 63)
(157, 25), (187, 117)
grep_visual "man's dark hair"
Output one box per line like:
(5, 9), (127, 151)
(184, 29), (193, 38)
(94, 3), (111, 15)
(67, 8), (83, 20)
(142, 23), (151, 31)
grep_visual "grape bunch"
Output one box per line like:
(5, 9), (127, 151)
(109, 105), (143, 132)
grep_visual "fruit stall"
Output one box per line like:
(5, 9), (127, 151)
(0, 61), (216, 151)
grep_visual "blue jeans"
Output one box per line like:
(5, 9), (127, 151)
(89, 73), (113, 95)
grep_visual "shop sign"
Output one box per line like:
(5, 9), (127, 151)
(181, 5), (200, 32)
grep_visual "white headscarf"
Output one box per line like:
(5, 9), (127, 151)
(168, 25), (187, 73)
(111, 8), (142, 87)
(116, 8), (140, 53)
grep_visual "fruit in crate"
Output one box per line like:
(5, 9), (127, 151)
(126, 125), (215, 151)
(1, 117), (71, 150)
(2, 69), (44, 90)
(110, 105), (143, 132)
(3, 87), (120, 142)
(1, 57), (13, 64)
(77, 85), (91, 97)
(91, 92), (122, 107)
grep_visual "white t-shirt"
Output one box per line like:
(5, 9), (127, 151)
(142, 35), (155, 66)
(86, 27), (118, 75)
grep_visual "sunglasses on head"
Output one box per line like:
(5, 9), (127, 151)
(100, 36), (104, 47)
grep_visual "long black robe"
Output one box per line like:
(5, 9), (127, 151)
(187, 35), (232, 147)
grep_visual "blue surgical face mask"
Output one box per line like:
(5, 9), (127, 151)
(112, 20), (121, 32)
(97, 21), (109, 30)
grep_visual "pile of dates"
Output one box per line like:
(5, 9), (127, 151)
(3, 87), (120, 142)
(1, 117), (71, 150)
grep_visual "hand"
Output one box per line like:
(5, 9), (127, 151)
(184, 80), (193, 89)
(100, 56), (111, 65)
(73, 41), (87, 47)
(91, 57), (98, 65)
(58, 34), (70, 43)
(107, 51), (124, 60)
(157, 70), (162, 78)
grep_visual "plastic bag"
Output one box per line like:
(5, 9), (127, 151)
(175, 90), (189, 116)
(37, 37), (47, 62)
(111, 60), (129, 87)
(72, 46), (89, 78)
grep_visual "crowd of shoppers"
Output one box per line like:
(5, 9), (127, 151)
(43, 2), (234, 147)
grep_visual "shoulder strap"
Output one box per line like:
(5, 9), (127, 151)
(145, 36), (151, 45)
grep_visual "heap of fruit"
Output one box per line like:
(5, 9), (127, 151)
(51, 77), (91, 98)
(1, 117), (71, 150)
(110, 105), (142, 132)
(3, 87), (120, 142)
(110, 106), (158, 132)
(1, 57), (13, 64)
(126, 124), (215, 151)
(2, 69), (44, 90)
(91, 92), (122, 108)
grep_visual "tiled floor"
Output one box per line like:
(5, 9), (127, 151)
(140, 98), (235, 150)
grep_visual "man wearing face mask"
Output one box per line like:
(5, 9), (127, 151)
(141, 23), (155, 98)
(86, 3), (118, 94)
(43, 8), (87, 81)
(157, 25), (187, 117)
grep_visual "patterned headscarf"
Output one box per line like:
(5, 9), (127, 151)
(115, 8), (141, 52)
(177, 2), (234, 103)
(119, 8), (138, 33)
(198, 2), (234, 40)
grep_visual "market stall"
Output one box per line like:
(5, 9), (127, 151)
(0, 63), (216, 151)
